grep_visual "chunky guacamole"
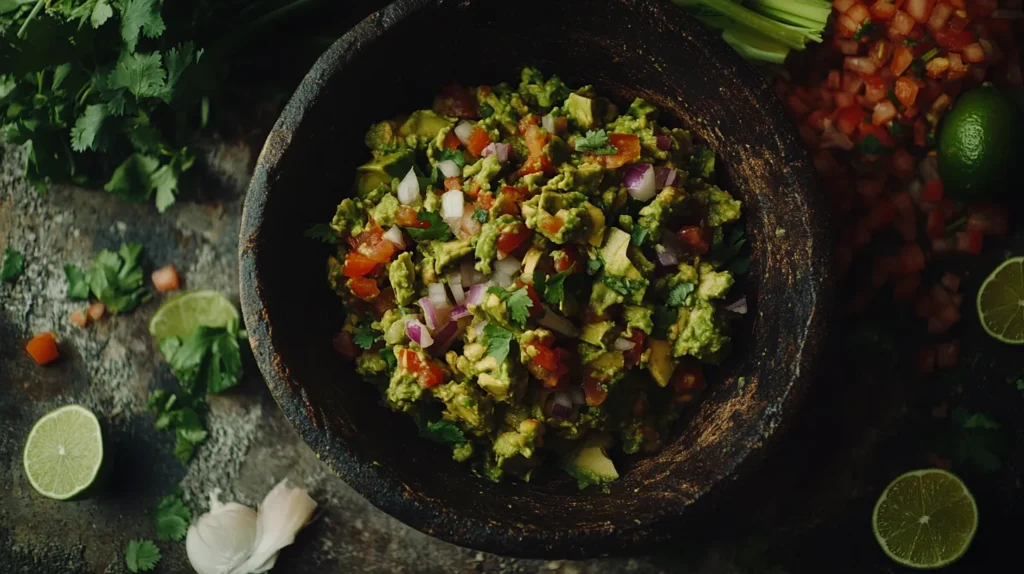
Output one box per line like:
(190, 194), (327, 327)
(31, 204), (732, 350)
(324, 68), (745, 488)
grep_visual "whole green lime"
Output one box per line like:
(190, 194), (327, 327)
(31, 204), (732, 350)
(937, 87), (1023, 201)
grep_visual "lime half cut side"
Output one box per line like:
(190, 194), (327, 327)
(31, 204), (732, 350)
(872, 469), (978, 569)
(23, 405), (104, 500)
(976, 256), (1024, 344)
(148, 290), (239, 340)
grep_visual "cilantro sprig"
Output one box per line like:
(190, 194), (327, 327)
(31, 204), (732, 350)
(534, 267), (573, 307)
(353, 324), (382, 350)
(665, 282), (695, 307)
(158, 318), (243, 397)
(64, 242), (149, 313)
(573, 129), (617, 154)
(487, 285), (534, 327)
(124, 539), (161, 573)
(154, 491), (191, 541)
(482, 323), (514, 363)
(401, 210), (454, 242)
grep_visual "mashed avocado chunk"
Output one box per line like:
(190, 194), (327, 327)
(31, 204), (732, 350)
(322, 68), (745, 488)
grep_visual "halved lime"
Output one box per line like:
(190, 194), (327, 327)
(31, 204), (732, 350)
(23, 405), (104, 500)
(148, 290), (239, 340)
(873, 469), (978, 569)
(976, 256), (1024, 344)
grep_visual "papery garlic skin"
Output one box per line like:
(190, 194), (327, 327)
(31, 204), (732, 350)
(237, 479), (318, 573)
(186, 495), (259, 574)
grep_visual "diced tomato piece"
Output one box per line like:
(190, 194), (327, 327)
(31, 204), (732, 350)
(838, 14), (860, 39)
(967, 205), (1009, 236)
(583, 375), (608, 407)
(552, 247), (581, 273)
(477, 191), (495, 211)
(372, 287), (397, 318)
(434, 83), (478, 118)
(845, 56), (880, 76)
(905, 0), (935, 22)
(496, 224), (532, 256)
(864, 76), (889, 104)
(539, 215), (564, 235)
(962, 42), (986, 63)
(398, 348), (446, 388)
(527, 342), (570, 387)
(917, 345), (936, 375)
(870, 40), (894, 67)
(827, 70), (842, 90)
(934, 27), (975, 52)
(921, 179), (943, 202)
(927, 2), (953, 32)
(870, 0), (898, 20)
(396, 206), (428, 228)
(889, 148), (916, 178)
(600, 133), (642, 169)
(894, 76), (922, 107)
(926, 210), (946, 238)
(787, 94), (812, 118)
(151, 265), (180, 292)
(891, 46), (915, 75)
(677, 226), (710, 254)
(342, 252), (379, 278)
(468, 181), (482, 198)
(70, 309), (88, 328)
(444, 177), (462, 192)
(940, 273), (961, 293)
(900, 244), (926, 272)
(955, 230), (983, 254)
(671, 360), (706, 402)
(866, 200), (896, 231)
(443, 132), (461, 150)
(623, 331), (646, 369)
(26, 332), (59, 365)
(926, 57), (950, 78)
(466, 127), (492, 157)
(362, 236), (397, 263)
(87, 302), (105, 321)
(349, 277), (380, 300)
(873, 100), (898, 125)
(847, 3), (871, 23)
(333, 331), (359, 360)
(837, 105), (867, 135)
(834, 0), (857, 13)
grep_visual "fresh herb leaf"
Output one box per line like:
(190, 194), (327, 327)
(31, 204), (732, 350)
(438, 148), (466, 168)
(727, 256), (751, 275)
(124, 539), (161, 573)
(70, 104), (110, 152)
(709, 227), (746, 268)
(63, 264), (88, 300)
(860, 134), (892, 155)
(652, 305), (678, 339)
(665, 282), (695, 307)
(482, 324), (514, 363)
(903, 37), (919, 47)
(1012, 378), (1024, 393)
(574, 129), (617, 154)
(540, 268), (571, 306)
(487, 285), (533, 327)
(947, 407), (1009, 474)
(420, 419), (466, 445)
(853, 18), (875, 41)
(72, 242), (149, 312)
(888, 120), (907, 140)
(602, 275), (646, 296)
(588, 258), (603, 274)
(402, 210), (454, 241)
(479, 104), (494, 119)
(379, 347), (397, 372)
(118, 0), (166, 53)
(689, 145), (715, 179)
(1, 248), (24, 281)
(472, 207), (488, 223)
(630, 226), (648, 247)
(304, 224), (337, 244)
(921, 47), (940, 62)
(154, 492), (191, 541)
(160, 320), (243, 397)
(352, 326), (382, 350)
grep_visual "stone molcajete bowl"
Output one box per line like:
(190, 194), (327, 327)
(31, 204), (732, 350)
(239, 0), (833, 559)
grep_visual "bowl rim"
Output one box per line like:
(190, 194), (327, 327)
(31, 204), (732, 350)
(239, 0), (833, 558)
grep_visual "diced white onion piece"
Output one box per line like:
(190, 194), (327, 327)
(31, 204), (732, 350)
(538, 306), (579, 337)
(441, 189), (465, 223)
(541, 114), (556, 133)
(725, 297), (749, 315)
(383, 226), (405, 249)
(454, 121), (474, 145)
(613, 338), (636, 351)
(450, 279), (466, 305)
(493, 272), (513, 288)
(438, 160), (462, 178)
(494, 255), (521, 278)
(397, 167), (420, 205)
(428, 282), (449, 308)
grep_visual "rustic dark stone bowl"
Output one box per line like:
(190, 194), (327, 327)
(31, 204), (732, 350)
(239, 0), (832, 558)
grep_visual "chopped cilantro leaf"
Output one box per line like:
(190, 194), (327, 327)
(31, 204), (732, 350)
(353, 326), (382, 350)
(853, 18), (875, 41)
(154, 492), (191, 541)
(159, 320), (243, 397)
(482, 324), (513, 363)
(438, 148), (466, 168)
(67, 242), (149, 313)
(630, 226), (648, 246)
(536, 267), (572, 306)
(888, 121), (907, 140)
(380, 347), (397, 372)
(652, 305), (678, 339)
(420, 419), (467, 445)
(472, 207), (488, 223)
(574, 130), (617, 154)
(602, 275), (646, 296)
(403, 210), (454, 241)
(1, 248), (24, 282)
(665, 282), (695, 307)
(124, 539), (161, 573)
(860, 134), (892, 155)
(487, 285), (534, 327)
(903, 38), (919, 47)
(910, 59), (926, 77)
(727, 256), (751, 275)
(947, 407), (1009, 474)
(304, 224), (338, 244)
(479, 104), (495, 119)
(921, 47), (940, 62)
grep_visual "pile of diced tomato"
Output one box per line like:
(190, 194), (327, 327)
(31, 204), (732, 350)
(776, 0), (1020, 374)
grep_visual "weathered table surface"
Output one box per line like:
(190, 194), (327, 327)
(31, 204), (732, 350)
(2, 3), (1021, 571)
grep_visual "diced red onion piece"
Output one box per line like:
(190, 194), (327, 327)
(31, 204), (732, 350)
(538, 307), (579, 337)
(406, 319), (434, 348)
(570, 387), (586, 405)
(441, 190), (464, 222)
(481, 142), (496, 158)
(656, 135), (671, 150)
(482, 142), (510, 163)
(466, 284), (488, 306)
(454, 121), (474, 145)
(430, 320), (461, 355)
(657, 230), (683, 267)
(450, 305), (472, 320)
(654, 167), (677, 189)
(494, 255), (520, 278)
(438, 160), (462, 178)
(613, 337), (636, 351)
(624, 163), (657, 201)
(397, 167), (420, 205)
(418, 296), (439, 329)
(541, 114), (556, 133)
(725, 297), (748, 315)
(545, 392), (574, 419)
(383, 225), (406, 249)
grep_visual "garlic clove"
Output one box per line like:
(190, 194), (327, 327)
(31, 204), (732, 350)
(186, 501), (258, 574)
(236, 479), (317, 573)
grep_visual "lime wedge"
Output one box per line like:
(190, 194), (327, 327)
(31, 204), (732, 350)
(873, 469), (978, 569)
(977, 256), (1024, 344)
(148, 290), (239, 340)
(23, 405), (104, 500)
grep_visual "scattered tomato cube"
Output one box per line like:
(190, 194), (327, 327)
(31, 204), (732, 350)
(152, 265), (180, 292)
(26, 332), (59, 365)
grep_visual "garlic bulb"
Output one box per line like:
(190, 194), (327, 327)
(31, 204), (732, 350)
(186, 479), (317, 574)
